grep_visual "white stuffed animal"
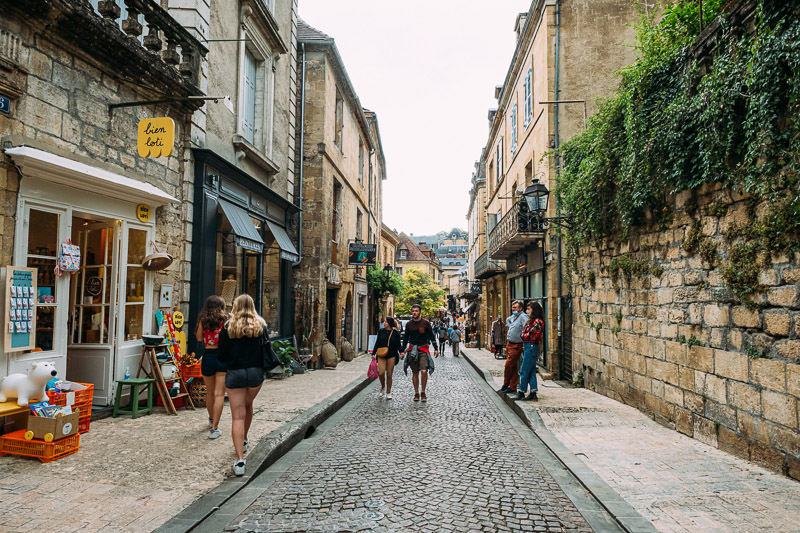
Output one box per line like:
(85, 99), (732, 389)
(0, 362), (58, 406)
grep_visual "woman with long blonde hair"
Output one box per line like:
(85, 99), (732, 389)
(217, 294), (268, 476)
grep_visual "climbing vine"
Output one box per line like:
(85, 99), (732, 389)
(557, 0), (800, 249)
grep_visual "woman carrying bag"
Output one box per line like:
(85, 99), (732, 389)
(217, 294), (268, 477)
(371, 316), (401, 400)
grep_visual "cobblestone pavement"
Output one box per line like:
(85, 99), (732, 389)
(226, 351), (596, 533)
(0, 356), (370, 533)
(464, 347), (800, 533)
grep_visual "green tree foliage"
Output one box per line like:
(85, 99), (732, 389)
(394, 268), (445, 318)
(366, 265), (405, 328)
(557, 0), (800, 248)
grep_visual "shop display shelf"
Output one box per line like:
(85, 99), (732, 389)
(0, 430), (80, 463)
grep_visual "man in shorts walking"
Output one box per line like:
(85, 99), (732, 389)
(401, 304), (439, 402)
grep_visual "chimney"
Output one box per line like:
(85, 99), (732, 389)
(515, 13), (528, 41)
(494, 86), (503, 100)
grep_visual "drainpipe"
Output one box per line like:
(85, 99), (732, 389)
(554, 0), (564, 380)
(292, 43), (306, 267)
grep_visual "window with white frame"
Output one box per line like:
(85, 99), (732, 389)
(511, 103), (518, 154)
(524, 68), (532, 127)
(240, 41), (274, 154)
(496, 137), (504, 181)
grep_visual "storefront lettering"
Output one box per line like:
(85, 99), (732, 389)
(137, 117), (175, 158)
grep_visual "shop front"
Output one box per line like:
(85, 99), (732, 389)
(507, 244), (548, 367)
(4, 146), (178, 405)
(190, 150), (298, 354)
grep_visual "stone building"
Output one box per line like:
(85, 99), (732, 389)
(187, 0), (300, 345)
(467, 159), (497, 345)
(293, 20), (384, 357)
(395, 232), (441, 282)
(379, 223), (399, 319)
(478, 0), (641, 378)
(0, 0), (206, 404)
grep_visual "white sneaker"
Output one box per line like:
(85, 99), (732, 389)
(233, 459), (245, 476)
(208, 428), (222, 440)
(385, 393), (392, 400)
(243, 439), (249, 454)
(208, 418), (213, 429)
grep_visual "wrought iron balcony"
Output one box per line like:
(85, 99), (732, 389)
(488, 200), (546, 260)
(475, 251), (504, 279)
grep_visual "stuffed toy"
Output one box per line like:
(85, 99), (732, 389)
(0, 361), (58, 406)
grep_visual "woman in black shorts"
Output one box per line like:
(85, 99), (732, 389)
(217, 294), (267, 476)
(195, 295), (228, 440)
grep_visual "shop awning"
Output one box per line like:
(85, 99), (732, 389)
(219, 199), (264, 253)
(5, 146), (178, 206)
(266, 220), (300, 262)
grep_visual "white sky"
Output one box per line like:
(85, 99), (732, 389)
(298, 0), (528, 236)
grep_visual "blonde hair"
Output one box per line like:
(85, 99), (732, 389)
(226, 294), (265, 338)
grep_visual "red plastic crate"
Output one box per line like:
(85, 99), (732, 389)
(0, 430), (80, 463)
(78, 415), (90, 434)
(47, 383), (94, 407)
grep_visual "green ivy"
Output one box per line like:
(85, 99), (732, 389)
(557, 1), (800, 251)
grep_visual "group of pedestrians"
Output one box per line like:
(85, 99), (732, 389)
(498, 300), (544, 401)
(195, 293), (269, 477)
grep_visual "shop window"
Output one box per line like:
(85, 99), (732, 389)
(262, 240), (282, 334)
(123, 228), (147, 341)
(216, 208), (244, 309)
(26, 209), (59, 351)
(71, 223), (115, 344)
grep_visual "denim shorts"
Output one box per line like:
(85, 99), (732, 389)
(225, 367), (265, 389)
(201, 348), (227, 376)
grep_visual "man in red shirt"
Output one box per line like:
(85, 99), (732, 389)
(400, 304), (439, 402)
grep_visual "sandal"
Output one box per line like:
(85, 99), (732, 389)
(413, 393), (420, 402)
(421, 392), (427, 402)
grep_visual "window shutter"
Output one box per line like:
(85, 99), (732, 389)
(511, 104), (517, 153)
(524, 69), (532, 126)
(243, 49), (257, 143)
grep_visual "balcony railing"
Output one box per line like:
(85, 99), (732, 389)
(475, 251), (504, 279)
(458, 280), (481, 298)
(488, 200), (546, 260)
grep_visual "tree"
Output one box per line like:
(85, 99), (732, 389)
(395, 268), (445, 318)
(366, 266), (405, 329)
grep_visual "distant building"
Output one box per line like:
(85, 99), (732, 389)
(396, 232), (441, 283)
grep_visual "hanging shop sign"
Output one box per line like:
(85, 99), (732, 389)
(348, 243), (377, 266)
(172, 311), (184, 329)
(137, 117), (175, 158)
(136, 204), (151, 222)
(85, 276), (102, 297)
(4, 266), (38, 352)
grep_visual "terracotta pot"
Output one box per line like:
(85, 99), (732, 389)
(321, 339), (338, 368)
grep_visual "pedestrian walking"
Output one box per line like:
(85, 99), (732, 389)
(445, 324), (453, 348)
(371, 317), (401, 400)
(499, 300), (527, 395)
(437, 322), (447, 354)
(449, 323), (462, 357)
(195, 295), (228, 440)
(491, 316), (506, 359)
(514, 301), (544, 401)
(400, 304), (439, 402)
(217, 294), (268, 477)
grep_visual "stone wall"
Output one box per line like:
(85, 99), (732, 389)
(572, 182), (800, 479)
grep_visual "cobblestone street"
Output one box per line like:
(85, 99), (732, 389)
(222, 352), (603, 533)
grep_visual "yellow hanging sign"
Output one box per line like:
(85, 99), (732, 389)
(136, 204), (151, 223)
(172, 311), (185, 329)
(137, 117), (175, 158)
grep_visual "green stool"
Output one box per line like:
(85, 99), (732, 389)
(113, 378), (155, 419)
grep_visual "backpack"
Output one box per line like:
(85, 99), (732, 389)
(449, 328), (461, 342)
(54, 239), (81, 276)
(521, 318), (544, 343)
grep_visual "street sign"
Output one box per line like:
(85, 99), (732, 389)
(0, 96), (10, 114)
(348, 242), (377, 266)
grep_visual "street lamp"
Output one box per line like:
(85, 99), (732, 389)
(383, 263), (393, 277)
(521, 179), (572, 228)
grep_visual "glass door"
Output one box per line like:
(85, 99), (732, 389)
(67, 218), (120, 405)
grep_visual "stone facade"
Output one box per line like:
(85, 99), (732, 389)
(0, 0), (204, 399)
(293, 20), (383, 357)
(572, 182), (800, 479)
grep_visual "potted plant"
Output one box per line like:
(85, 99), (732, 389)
(271, 340), (297, 375)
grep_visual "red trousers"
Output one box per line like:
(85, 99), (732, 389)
(504, 342), (523, 390)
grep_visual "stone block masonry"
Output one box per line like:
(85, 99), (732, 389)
(572, 181), (800, 479)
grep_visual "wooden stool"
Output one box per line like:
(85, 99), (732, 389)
(112, 378), (155, 419)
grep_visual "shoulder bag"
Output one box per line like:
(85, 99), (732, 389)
(375, 330), (393, 358)
(261, 328), (281, 373)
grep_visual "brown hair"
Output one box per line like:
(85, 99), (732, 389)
(198, 295), (226, 331)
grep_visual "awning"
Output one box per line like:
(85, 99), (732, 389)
(5, 146), (178, 206)
(463, 301), (477, 314)
(266, 220), (300, 262)
(219, 198), (264, 253)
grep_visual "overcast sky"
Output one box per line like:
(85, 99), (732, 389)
(298, 0), (528, 237)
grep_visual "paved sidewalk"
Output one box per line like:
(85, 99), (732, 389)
(0, 355), (371, 533)
(463, 347), (800, 533)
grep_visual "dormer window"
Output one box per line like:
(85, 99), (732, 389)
(400, 249), (407, 259)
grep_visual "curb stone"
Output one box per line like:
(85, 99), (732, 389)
(461, 350), (657, 533)
(155, 372), (373, 533)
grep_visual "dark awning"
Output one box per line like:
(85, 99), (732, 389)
(219, 199), (264, 253)
(266, 220), (300, 262)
